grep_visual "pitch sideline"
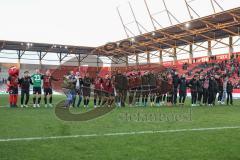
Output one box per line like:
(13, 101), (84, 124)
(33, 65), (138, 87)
(0, 126), (240, 142)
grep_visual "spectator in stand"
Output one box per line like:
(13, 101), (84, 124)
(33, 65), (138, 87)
(237, 80), (240, 89)
(204, 62), (208, 68)
(227, 80), (233, 105)
(182, 63), (188, 70)
(231, 64), (235, 75)
(238, 65), (240, 77)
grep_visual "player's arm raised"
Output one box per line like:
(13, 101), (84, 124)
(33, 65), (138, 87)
(51, 76), (59, 81)
(30, 78), (33, 85)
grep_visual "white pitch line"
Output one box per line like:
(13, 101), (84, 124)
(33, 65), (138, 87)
(0, 126), (240, 142)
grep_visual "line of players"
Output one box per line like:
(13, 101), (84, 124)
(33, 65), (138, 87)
(62, 71), (115, 108)
(7, 67), (235, 108)
(62, 70), (235, 108)
(62, 70), (163, 108)
(7, 69), (58, 108)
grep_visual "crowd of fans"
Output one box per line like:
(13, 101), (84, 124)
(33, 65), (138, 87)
(0, 78), (7, 85)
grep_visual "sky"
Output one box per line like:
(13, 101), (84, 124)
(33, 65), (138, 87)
(0, 0), (239, 66)
(0, 0), (239, 47)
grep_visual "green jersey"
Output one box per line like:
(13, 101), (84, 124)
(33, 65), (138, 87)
(31, 74), (43, 87)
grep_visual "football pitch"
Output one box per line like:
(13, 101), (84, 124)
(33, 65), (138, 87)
(0, 95), (240, 160)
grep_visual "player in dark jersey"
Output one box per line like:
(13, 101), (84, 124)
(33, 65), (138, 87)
(19, 71), (33, 108)
(7, 66), (19, 108)
(134, 71), (142, 106)
(82, 73), (92, 108)
(128, 73), (135, 107)
(148, 71), (157, 107)
(141, 72), (149, 107)
(114, 70), (128, 107)
(94, 76), (103, 108)
(42, 70), (58, 108)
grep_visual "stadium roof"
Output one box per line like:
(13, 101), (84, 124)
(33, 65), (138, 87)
(0, 40), (95, 55)
(0, 7), (239, 58)
(96, 7), (240, 57)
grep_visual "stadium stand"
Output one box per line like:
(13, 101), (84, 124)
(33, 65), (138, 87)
(1, 52), (240, 92)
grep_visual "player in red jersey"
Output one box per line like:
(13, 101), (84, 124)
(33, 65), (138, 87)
(166, 73), (173, 106)
(42, 70), (58, 107)
(102, 75), (114, 107)
(7, 66), (19, 108)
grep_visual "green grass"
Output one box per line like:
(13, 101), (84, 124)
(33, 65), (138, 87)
(0, 94), (240, 160)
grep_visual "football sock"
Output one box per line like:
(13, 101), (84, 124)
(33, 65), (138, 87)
(94, 99), (97, 105)
(21, 94), (24, 105)
(38, 97), (41, 104)
(49, 96), (52, 104)
(33, 97), (36, 104)
(25, 94), (29, 105)
(44, 96), (47, 104)
(98, 99), (101, 106)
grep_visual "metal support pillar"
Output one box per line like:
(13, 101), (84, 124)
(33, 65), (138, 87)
(17, 50), (25, 69)
(229, 36), (234, 59)
(126, 56), (129, 67)
(173, 47), (177, 65)
(208, 40), (212, 57)
(189, 44), (193, 64)
(136, 54), (139, 66)
(147, 51), (150, 64)
(159, 50), (163, 65)
(78, 54), (81, 67)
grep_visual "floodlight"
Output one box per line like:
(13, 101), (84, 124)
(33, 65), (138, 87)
(185, 22), (190, 28)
